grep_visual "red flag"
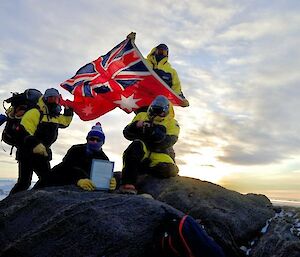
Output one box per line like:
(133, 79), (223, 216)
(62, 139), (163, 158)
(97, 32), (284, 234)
(60, 36), (186, 121)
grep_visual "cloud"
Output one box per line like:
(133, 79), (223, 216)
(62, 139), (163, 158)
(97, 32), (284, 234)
(169, 4), (300, 167)
(175, 84), (300, 165)
(221, 168), (300, 193)
(1, 0), (300, 176)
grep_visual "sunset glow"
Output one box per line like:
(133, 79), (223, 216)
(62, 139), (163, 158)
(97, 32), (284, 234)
(0, 1), (300, 202)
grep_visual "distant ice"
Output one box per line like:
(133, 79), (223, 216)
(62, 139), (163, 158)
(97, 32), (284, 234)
(0, 179), (15, 200)
(271, 199), (300, 208)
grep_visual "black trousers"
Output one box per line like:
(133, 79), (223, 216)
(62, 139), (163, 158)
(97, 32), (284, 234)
(121, 141), (178, 185)
(38, 163), (89, 188)
(10, 153), (51, 195)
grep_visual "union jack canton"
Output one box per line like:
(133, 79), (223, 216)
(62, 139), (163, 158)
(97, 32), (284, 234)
(61, 37), (185, 121)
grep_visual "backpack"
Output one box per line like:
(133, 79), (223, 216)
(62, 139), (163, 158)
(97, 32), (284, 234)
(1, 89), (42, 151)
(153, 214), (226, 257)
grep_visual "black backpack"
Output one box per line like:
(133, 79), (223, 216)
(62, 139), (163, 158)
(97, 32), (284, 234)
(1, 89), (42, 151)
(153, 214), (226, 257)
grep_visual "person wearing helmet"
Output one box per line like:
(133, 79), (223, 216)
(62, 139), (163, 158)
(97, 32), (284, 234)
(119, 95), (179, 194)
(37, 122), (116, 191)
(9, 88), (74, 195)
(146, 44), (189, 107)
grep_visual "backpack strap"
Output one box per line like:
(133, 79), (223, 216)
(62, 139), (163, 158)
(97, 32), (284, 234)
(167, 236), (181, 256)
(178, 215), (195, 257)
(32, 105), (43, 124)
(38, 107), (43, 123)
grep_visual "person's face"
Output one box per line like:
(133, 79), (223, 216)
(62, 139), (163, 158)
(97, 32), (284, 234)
(88, 136), (101, 143)
(155, 48), (168, 57)
(14, 105), (27, 117)
(46, 96), (60, 105)
(87, 136), (104, 151)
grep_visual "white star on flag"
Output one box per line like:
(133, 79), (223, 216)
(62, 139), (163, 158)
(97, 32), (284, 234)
(82, 104), (93, 116)
(114, 94), (141, 112)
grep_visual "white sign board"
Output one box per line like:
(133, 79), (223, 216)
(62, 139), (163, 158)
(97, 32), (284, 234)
(90, 159), (114, 190)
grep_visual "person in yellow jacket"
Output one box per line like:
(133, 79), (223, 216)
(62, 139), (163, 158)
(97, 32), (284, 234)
(119, 95), (179, 194)
(146, 44), (189, 107)
(9, 88), (73, 194)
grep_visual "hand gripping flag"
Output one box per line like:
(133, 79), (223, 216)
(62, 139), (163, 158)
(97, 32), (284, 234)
(60, 35), (187, 121)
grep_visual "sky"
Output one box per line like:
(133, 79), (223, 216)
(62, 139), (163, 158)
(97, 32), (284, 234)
(0, 0), (300, 201)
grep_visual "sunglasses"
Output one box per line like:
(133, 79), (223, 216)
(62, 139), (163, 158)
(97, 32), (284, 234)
(148, 106), (168, 117)
(88, 137), (101, 142)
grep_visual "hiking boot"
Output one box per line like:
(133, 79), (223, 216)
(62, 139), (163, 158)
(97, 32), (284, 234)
(118, 184), (137, 195)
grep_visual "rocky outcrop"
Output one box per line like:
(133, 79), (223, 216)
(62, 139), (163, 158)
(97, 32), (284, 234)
(0, 175), (277, 257)
(0, 187), (181, 257)
(137, 176), (274, 257)
(250, 207), (300, 257)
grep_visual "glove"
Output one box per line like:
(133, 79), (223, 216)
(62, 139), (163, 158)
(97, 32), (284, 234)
(142, 122), (153, 135)
(126, 32), (136, 40)
(63, 106), (74, 116)
(77, 178), (95, 191)
(151, 126), (166, 142)
(109, 177), (117, 191)
(33, 143), (48, 157)
(182, 99), (189, 107)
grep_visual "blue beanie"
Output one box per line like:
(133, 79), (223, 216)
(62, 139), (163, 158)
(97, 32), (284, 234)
(87, 122), (105, 142)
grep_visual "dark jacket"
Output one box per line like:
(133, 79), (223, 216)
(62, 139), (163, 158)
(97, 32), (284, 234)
(49, 143), (109, 185)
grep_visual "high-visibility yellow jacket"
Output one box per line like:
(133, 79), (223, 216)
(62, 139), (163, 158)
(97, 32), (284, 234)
(146, 46), (184, 98)
(123, 106), (179, 153)
(20, 97), (73, 150)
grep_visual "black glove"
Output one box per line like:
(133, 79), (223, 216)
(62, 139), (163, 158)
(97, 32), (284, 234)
(64, 106), (74, 116)
(144, 124), (166, 143)
(142, 122), (153, 135)
(151, 125), (166, 142)
(123, 121), (145, 140)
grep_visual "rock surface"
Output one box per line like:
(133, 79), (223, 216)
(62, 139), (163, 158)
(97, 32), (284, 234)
(137, 176), (274, 257)
(0, 175), (279, 257)
(0, 187), (181, 257)
(249, 207), (300, 257)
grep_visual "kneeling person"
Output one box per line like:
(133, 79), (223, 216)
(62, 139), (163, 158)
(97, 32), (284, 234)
(120, 95), (179, 194)
(44, 122), (116, 191)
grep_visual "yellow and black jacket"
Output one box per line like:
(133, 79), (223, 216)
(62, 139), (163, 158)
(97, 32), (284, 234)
(123, 107), (179, 154)
(146, 47), (184, 99)
(18, 97), (73, 158)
